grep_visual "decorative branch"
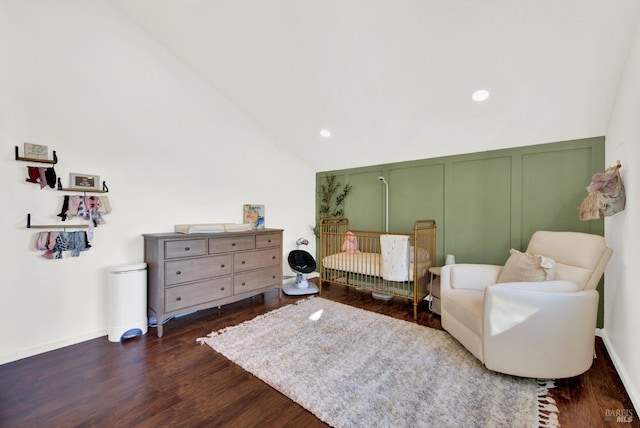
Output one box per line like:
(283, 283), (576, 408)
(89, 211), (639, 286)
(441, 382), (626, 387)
(315, 174), (352, 236)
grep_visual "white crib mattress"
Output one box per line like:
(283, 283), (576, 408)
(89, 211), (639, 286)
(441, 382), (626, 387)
(322, 252), (381, 276)
(322, 252), (430, 282)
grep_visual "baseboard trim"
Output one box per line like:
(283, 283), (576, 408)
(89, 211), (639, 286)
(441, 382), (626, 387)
(599, 329), (640, 414)
(0, 328), (108, 365)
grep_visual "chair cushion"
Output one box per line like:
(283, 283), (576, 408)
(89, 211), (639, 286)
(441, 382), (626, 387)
(552, 264), (592, 291)
(443, 289), (484, 336)
(527, 231), (607, 272)
(494, 280), (579, 292)
(497, 249), (555, 283)
(526, 230), (612, 290)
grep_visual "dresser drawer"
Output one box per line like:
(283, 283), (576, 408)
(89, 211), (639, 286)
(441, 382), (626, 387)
(234, 266), (281, 294)
(256, 233), (282, 249)
(165, 255), (232, 286)
(165, 239), (206, 259)
(234, 248), (280, 273)
(165, 277), (232, 312)
(209, 235), (255, 254)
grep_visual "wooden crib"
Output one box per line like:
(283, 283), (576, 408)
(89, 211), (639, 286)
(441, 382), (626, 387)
(319, 217), (436, 319)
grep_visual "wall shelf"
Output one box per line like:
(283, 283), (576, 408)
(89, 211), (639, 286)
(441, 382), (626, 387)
(26, 213), (88, 229)
(57, 178), (109, 193)
(15, 146), (58, 164)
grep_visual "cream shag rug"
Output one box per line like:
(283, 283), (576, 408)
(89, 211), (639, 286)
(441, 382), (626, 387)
(198, 298), (559, 428)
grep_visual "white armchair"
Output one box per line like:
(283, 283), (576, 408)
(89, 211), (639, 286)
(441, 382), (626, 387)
(440, 231), (613, 379)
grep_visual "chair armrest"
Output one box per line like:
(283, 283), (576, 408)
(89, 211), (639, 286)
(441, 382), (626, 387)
(483, 285), (599, 378)
(440, 264), (503, 292)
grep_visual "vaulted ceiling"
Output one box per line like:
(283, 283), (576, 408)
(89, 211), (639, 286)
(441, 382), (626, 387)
(111, 1), (640, 171)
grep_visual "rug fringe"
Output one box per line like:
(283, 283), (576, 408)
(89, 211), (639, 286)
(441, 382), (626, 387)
(537, 379), (560, 427)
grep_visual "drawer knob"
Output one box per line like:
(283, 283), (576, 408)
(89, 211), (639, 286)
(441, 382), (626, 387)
(272, 275), (276, 279)
(267, 239), (272, 243)
(272, 256), (276, 259)
(221, 264), (225, 268)
(176, 296), (182, 301)
(241, 261), (246, 265)
(176, 270), (182, 275)
(241, 282), (246, 286)
(232, 242), (236, 247)
(185, 247), (190, 251)
(220, 287), (225, 291)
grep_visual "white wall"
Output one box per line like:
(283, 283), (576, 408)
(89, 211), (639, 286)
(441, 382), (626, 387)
(0, 1), (316, 364)
(603, 16), (640, 411)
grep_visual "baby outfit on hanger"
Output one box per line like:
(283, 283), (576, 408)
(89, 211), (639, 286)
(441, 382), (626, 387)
(59, 195), (111, 223)
(25, 166), (57, 189)
(57, 195), (111, 243)
(35, 231), (91, 259)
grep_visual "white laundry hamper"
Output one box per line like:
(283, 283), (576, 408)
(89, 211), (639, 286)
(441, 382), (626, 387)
(108, 262), (148, 342)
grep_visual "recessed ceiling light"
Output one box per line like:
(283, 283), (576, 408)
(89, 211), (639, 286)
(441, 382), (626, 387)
(319, 129), (331, 138)
(472, 89), (490, 102)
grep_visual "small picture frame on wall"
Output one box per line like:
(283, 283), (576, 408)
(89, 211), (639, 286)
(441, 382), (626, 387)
(24, 143), (49, 160)
(69, 173), (101, 190)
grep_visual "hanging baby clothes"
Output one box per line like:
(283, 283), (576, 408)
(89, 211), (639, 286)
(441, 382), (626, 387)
(67, 231), (91, 257)
(44, 166), (57, 188)
(59, 195), (111, 243)
(26, 166), (40, 184)
(84, 195), (106, 226)
(25, 166), (56, 189)
(35, 231), (58, 259)
(35, 231), (91, 259)
(63, 195), (85, 220)
(62, 195), (111, 223)
(57, 195), (70, 221)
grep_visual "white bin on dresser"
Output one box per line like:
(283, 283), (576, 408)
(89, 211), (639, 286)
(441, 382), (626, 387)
(108, 262), (148, 342)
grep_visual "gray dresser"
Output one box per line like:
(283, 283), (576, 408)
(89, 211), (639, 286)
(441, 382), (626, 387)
(143, 229), (283, 337)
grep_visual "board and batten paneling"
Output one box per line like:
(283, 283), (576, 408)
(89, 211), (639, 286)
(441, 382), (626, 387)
(446, 156), (512, 265)
(317, 136), (605, 324)
(345, 170), (384, 231)
(388, 164), (445, 261)
(520, 147), (596, 242)
(318, 137), (604, 265)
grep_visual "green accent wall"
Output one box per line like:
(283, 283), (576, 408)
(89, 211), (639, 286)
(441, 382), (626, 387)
(317, 137), (605, 325)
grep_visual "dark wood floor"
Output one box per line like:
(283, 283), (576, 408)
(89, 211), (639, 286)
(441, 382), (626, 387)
(0, 281), (637, 427)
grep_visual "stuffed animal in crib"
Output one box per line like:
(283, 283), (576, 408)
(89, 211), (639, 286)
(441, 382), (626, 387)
(342, 231), (360, 254)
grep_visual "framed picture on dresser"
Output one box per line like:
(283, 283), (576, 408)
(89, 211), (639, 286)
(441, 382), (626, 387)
(243, 204), (265, 229)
